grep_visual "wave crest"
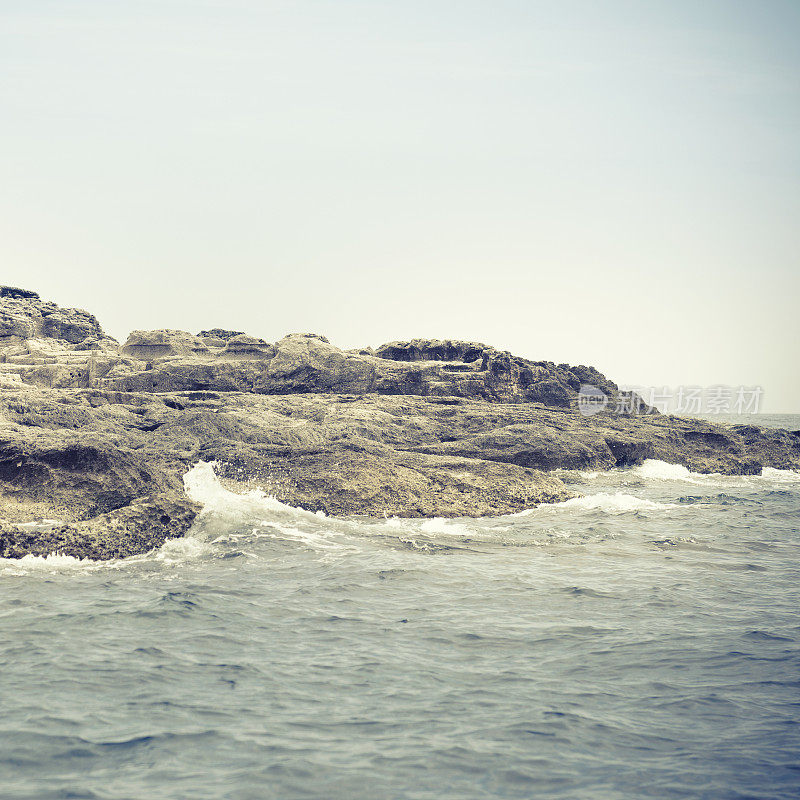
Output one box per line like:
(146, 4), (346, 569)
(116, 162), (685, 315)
(550, 492), (675, 514)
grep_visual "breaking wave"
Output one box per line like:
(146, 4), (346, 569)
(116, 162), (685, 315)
(761, 466), (800, 483)
(3, 552), (88, 572)
(182, 461), (355, 553)
(548, 492), (676, 514)
(183, 461), (331, 531)
(3, 418), (799, 800)
(631, 459), (800, 487)
(635, 459), (701, 481)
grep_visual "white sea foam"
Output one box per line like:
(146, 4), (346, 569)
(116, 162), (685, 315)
(760, 467), (800, 484)
(419, 517), (472, 536)
(183, 461), (353, 551)
(550, 492), (675, 514)
(153, 535), (208, 562)
(632, 459), (800, 488)
(184, 462), (325, 524)
(635, 460), (702, 481)
(511, 492), (675, 516)
(258, 525), (355, 551)
(9, 552), (87, 569)
(0, 550), (106, 576)
(2, 533), (210, 575)
(630, 459), (731, 487)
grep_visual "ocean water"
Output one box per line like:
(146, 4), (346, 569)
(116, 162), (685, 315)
(2, 416), (799, 800)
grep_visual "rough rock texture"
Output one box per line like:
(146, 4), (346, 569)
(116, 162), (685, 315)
(1, 288), (798, 560)
(96, 330), (646, 409)
(0, 291), (642, 408)
(0, 287), (106, 345)
(0, 494), (200, 560)
(121, 329), (210, 360)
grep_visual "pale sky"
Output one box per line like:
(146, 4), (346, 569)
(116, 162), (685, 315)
(2, 0), (798, 410)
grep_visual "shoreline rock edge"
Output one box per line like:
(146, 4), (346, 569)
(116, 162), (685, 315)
(1, 287), (797, 560)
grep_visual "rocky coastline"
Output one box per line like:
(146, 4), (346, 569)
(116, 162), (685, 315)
(1, 286), (798, 561)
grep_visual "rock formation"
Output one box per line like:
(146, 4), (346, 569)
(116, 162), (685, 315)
(0, 286), (797, 560)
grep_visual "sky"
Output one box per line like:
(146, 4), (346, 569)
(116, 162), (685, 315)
(1, 0), (798, 410)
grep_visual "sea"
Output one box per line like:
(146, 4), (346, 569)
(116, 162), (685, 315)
(1, 414), (799, 800)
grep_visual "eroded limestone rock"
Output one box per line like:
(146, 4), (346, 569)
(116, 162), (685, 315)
(1, 288), (797, 561)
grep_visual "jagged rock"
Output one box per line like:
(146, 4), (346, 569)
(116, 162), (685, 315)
(1, 385), (799, 558)
(373, 340), (626, 408)
(0, 290), (105, 344)
(376, 339), (487, 362)
(603, 436), (655, 466)
(198, 328), (245, 341)
(0, 433), (183, 521)
(1, 288), (798, 561)
(40, 309), (101, 344)
(121, 330), (210, 360)
(262, 333), (374, 393)
(214, 442), (572, 517)
(0, 309), (37, 340)
(0, 494), (199, 560)
(1, 286), (40, 300)
(222, 334), (275, 359)
(0, 290), (114, 392)
(566, 364), (619, 399)
(62, 321), (642, 410)
(0, 336), (121, 390)
(408, 424), (615, 470)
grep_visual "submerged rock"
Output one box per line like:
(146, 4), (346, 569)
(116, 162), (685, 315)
(0, 288), (798, 560)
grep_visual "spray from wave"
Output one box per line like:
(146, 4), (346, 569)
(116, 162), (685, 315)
(183, 462), (355, 552)
(551, 493), (675, 514)
(511, 491), (675, 516)
(632, 459), (800, 487)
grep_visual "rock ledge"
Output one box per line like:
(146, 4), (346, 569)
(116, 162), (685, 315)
(0, 289), (796, 560)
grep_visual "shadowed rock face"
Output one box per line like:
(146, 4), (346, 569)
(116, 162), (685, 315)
(198, 328), (245, 341)
(121, 330), (210, 360)
(0, 291), (640, 408)
(376, 339), (487, 363)
(0, 494), (200, 560)
(0, 287), (40, 300)
(0, 288), (798, 560)
(0, 286), (106, 344)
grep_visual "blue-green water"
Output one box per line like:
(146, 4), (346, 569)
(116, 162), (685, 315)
(2, 416), (799, 800)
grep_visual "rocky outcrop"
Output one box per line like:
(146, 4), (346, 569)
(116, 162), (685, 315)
(0, 287), (40, 300)
(221, 334), (274, 359)
(0, 288), (797, 561)
(0, 286), (119, 391)
(0, 289), (644, 409)
(198, 328), (245, 341)
(376, 339), (487, 362)
(121, 330), (210, 360)
(0, 286), (106, 344)
(0, 494), (200, 560)
(373, 338), (633, 407)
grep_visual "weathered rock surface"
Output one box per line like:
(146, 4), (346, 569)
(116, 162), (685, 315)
(0, 494), (200, 560)
(0, 287), (106, 345)
(0, 287), (797, 560)
(121, 329), (210, 360)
